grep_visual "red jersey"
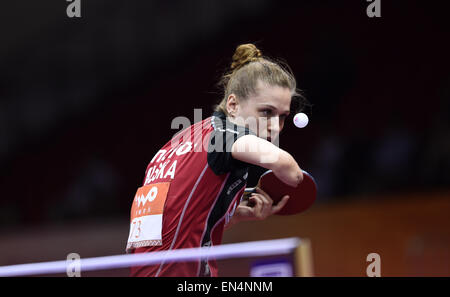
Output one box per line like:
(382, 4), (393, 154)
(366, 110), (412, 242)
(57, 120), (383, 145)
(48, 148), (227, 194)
(127, 111), (254, 277)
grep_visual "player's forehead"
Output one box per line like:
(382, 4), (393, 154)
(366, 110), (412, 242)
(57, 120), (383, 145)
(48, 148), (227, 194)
(251, 81), (292, 114)
(249, 91), (291, 114)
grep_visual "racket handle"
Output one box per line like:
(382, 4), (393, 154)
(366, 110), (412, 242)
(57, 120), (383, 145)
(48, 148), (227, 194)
(243, 187), (256, 201)
(244, 187), (256, 194)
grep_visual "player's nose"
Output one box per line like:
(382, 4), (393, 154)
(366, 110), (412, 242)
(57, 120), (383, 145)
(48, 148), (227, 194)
(268, 121), (281, 137)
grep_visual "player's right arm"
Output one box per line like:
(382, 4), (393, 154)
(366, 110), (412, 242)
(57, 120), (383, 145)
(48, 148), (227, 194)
(231, 135), (303, 187)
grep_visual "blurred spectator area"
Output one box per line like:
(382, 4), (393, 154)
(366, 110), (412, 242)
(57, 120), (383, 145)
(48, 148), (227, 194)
(0, 1), (449, 228)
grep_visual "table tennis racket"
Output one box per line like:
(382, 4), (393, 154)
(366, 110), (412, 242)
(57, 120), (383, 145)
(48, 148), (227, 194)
(244, 170), (317, 215)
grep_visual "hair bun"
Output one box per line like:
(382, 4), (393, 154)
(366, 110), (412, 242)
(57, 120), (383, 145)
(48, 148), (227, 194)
(230, 43), (262, 71)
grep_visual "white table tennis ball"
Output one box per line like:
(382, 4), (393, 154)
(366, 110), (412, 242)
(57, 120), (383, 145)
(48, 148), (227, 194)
(293, 113), (309, 128)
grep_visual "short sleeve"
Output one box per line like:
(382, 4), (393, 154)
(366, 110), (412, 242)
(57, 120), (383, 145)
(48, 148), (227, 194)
(207, 113), (255, 175)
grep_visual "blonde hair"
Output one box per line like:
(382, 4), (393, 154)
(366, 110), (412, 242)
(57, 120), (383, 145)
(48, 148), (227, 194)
(215, 43), (305, 115)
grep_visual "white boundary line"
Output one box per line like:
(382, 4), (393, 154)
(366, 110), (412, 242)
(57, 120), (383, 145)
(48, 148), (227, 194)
(0, 237), (300, 277)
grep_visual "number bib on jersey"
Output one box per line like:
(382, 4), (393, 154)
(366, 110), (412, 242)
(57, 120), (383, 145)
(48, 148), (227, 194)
(126, 182), (170, 252)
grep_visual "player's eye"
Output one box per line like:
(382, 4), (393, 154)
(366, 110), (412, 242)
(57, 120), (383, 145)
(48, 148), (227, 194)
(260, 109), (272, 117)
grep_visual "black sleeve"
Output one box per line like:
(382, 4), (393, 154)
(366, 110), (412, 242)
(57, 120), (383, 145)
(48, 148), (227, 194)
(207, 122), (255, 175)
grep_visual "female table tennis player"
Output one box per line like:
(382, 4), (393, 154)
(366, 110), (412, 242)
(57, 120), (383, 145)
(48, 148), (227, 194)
(127, 43), (305, 277)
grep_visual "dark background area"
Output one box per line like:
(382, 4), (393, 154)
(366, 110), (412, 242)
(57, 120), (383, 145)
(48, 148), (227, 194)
(1, 1), (449, 230)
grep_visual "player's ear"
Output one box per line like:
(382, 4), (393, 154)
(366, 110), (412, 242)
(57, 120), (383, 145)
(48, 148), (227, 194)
(226, 94), (238, 117)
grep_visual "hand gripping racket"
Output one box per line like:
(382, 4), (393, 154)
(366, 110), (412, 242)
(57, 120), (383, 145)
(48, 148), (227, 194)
(244, 170), (317, 215)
